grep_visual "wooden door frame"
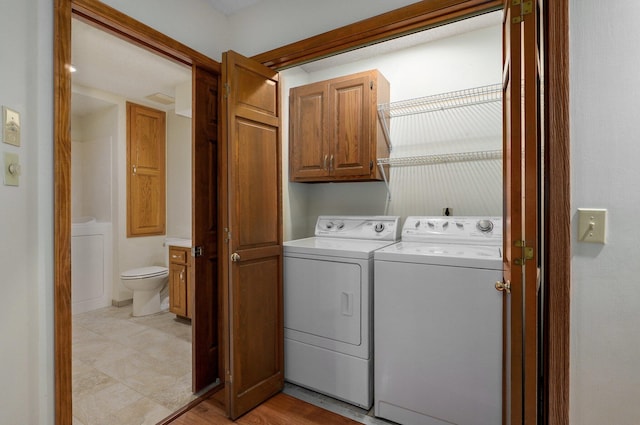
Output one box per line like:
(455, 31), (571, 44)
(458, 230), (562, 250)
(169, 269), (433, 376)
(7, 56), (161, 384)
(251, 1), (570, 424)
(54, 0), (220, 423)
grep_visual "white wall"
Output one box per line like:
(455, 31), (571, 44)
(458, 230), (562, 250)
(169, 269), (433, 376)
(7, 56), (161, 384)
(228, 0), (422, 57)
(166, 111), (192, 239)
(0, 0), (53, 423)
(72, 106), (116, 222)
(570, 1), (640, 424)
(281, 25), (502, 238)
(101, 0), (229, 61)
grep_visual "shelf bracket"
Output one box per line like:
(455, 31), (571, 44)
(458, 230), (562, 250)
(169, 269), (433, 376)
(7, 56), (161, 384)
(377, 107), (392, 153)
(377, 159), (391, 201)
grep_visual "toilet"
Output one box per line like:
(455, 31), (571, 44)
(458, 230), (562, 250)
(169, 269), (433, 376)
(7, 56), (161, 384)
(120, 266), (169, 316)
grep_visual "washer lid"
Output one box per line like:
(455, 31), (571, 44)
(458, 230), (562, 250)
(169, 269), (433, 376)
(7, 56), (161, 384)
(120, 266), (168, 279)
(284, 237), (397, 259)
(374, 241), (502, 269)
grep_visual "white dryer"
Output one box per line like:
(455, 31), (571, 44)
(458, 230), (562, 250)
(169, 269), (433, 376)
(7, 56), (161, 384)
(283, 216), (400, 409)
(374, 216), (503, 425)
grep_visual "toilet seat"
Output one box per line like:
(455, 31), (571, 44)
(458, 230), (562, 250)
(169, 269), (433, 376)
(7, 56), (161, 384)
(120, 266), (168, 280)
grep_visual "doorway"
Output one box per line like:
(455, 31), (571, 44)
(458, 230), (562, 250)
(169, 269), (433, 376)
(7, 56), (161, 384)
(55, 1), (222, 422)
(70, 16), (196, 422)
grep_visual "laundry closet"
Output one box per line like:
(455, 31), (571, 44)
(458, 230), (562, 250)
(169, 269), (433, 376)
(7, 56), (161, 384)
(280, 11), (504, 424)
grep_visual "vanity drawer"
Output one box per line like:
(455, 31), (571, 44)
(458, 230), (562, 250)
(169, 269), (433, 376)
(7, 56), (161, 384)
(169, 247), (189, 265)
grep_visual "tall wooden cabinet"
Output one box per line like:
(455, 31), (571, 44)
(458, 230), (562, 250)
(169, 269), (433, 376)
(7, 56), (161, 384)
(126, 102), (166, 236)
(289, 70), (390, 182)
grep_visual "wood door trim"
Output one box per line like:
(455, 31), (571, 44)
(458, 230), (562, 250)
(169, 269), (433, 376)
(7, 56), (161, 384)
(252, 0), (503, 69)
(54, 1), (72, 423)
(544, 0), (570, 423)
(54, 1), (221, 422)
(71, 0), (220, 72)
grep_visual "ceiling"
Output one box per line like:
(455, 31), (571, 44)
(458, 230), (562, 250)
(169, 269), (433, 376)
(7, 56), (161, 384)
(208, 0), (262, 16)
(71, 7), (501, 118)
(71, 18), (191, 117)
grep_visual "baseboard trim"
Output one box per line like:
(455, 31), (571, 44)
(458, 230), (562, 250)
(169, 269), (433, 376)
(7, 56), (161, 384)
(111, 299), (133, 307)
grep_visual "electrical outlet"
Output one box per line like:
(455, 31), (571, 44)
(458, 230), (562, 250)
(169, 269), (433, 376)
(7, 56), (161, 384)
(3, 152), (20, 186)
(577, 208), (607, 244)
(2, 106), (21, 146)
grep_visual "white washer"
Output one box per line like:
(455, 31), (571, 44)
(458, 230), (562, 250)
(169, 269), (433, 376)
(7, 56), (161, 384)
(284, 216), (400, 409)
(374, 216), (503, 425)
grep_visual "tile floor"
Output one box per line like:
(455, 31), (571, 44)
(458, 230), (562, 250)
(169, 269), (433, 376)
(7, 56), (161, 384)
(72, 306), (393, 425)
(72, 305), (196, 425)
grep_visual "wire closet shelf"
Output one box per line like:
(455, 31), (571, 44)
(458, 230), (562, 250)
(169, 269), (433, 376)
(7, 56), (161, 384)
(376, 83), (503, 200)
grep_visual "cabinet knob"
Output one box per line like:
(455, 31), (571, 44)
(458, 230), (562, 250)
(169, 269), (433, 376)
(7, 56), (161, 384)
(323, 154), (328, 170)
(231, 252), (241, 262)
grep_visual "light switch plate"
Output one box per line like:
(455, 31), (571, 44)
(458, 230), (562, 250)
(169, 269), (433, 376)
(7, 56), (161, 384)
(2, 106), (21, 146)
(3, 152), (20, 186)
(577, 208), (607, 244)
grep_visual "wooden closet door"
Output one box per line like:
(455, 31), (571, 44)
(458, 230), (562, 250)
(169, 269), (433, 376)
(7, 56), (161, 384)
(192, 64), (222, 392)
(126, 102), (166, 237)
(502, 0), (542, 423)
(220, 50), (283, 420)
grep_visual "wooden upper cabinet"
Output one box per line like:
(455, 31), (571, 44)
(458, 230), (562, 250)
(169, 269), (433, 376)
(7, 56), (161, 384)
(289, 70), (389, 182)
(127, 102), (166, 237)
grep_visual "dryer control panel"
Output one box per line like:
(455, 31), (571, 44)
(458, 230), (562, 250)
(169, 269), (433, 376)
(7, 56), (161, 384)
(315, 216), (401, 241)
(402, 216), (503, 245)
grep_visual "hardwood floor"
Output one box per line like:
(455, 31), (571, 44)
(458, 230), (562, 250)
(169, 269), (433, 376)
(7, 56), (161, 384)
(167, 392), (362, 425)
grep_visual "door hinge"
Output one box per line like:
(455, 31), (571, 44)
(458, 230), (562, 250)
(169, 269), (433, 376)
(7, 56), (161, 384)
(513, 240), (534, 265)
(224, 227), (231, 243)
(223, 82), (230, 99)
(192, 246), (204, 257)
(512, 0), (532, 24)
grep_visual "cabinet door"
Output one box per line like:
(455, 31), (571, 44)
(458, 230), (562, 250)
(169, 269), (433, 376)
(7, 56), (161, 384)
(289, 82), (329, 181)
(169, 262), (188, 317)
(126, 102), (166, 236)
(328, 73), (373, 178)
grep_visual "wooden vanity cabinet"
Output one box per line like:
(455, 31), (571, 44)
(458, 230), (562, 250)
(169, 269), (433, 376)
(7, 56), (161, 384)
(289, 69), (390, 182)
(169, 246), (192, 319)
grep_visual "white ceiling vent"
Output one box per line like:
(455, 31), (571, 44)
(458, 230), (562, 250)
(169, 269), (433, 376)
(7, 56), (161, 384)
(145, 92), (175, 105)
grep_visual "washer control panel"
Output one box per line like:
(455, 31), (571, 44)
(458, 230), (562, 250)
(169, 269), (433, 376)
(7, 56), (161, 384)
(403, 216), (503, 245)
(315, 216), (401, 241)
